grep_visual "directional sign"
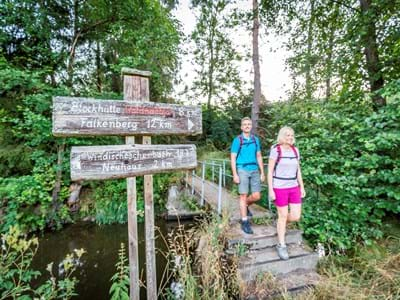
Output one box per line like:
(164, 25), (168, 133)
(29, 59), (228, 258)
(52, 97), (202, 136)
(70, 144), (197, 181)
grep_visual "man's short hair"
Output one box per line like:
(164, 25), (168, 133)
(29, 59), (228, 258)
(241, 117), (252, 124)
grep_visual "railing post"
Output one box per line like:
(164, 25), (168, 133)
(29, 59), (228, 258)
(217, 166), (222, 215)
(201, 162), (205, 206)
(191, 169), (195, 195)
(212, 162), (215, 182)
(268, 188), (271, 210)
(223, 160), (226, 187)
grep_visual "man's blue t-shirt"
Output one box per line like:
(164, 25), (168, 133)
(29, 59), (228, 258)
(231, 134), (261, 171)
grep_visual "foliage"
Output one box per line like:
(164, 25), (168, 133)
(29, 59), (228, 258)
(296, 217), (400, 300)
(0, 226), (84, 299)
(261, 0), (400, 103)
(178, 193), (202, 212)
(234, 241), (248, 257)
(167, 214), (239, 299)
(0, 171), (70, 233)
(0, 0), (182, 233)
(190, 0), (244, 108)
(87, 172), (173, 225)
(199, 93), (253, 149)
(109, 243), (130, 300)
(260, 81), (400, 251)
(89, 179), (141, 225)
(252, 215), (273, 226)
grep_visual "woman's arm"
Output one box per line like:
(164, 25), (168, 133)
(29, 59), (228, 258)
(267, 158), (276, 200)
(297, 163), (306, 198)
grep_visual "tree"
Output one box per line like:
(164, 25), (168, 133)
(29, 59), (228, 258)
(263, 0), (400, 105)
(0, 0), (182, 230)
(359, 0), (385, 107)
(251, 0), (261, 133)
(190, 0), (243, 109)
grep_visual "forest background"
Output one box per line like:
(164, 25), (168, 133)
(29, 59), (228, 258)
(0, 0), (399, 257)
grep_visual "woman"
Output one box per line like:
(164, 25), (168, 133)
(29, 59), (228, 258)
(267, 126), (305, 260)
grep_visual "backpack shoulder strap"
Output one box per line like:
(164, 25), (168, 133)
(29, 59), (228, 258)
(276, 144), (282, 164)
(290, 145), (298, 159)
(252, 134), (257, 147)
(273, 144), (281, 173)
(239, 135), (243, 146)
(236, 135), (243, 159)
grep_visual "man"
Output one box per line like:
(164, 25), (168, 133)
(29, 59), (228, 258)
(230, 117), (265, 234)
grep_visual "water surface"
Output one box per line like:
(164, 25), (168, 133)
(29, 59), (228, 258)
(32, 219), (181, 299)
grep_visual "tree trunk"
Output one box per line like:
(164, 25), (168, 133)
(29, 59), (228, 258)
(111, 47), (121, 93)
(67, 0), (79, 88)
(305, 0), (315, 100)
(50, 141), (65, 225)
(359, 0), (385, 108)
(325, 30), (333, 100)
(207, 8), (216, 110)
(251, 0), (261, 134)
(325, 4), (338, 100)
(96, 40), (102, 92)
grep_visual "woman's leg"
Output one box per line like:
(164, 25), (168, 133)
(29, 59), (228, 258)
(287, 187), (302, 222)
(276, 205), (288, 245)
(288, 203), (302, 222)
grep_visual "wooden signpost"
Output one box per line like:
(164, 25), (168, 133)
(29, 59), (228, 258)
(52, 96), (202, 136)
(52, 68), (201, 300)
(70, 144), (197, 181)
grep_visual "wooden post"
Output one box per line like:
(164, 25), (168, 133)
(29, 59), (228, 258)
(53, 67), (201, 300)
(143, 136), (157, 300)
(122, 68), (157, 300)
(123, 68), (151, 300)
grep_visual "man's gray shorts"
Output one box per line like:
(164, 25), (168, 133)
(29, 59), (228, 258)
(237, 169), (261, 194)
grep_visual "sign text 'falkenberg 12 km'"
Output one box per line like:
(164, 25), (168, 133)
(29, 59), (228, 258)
(70, 144), (197, 181)
(52, 96), (202, 136)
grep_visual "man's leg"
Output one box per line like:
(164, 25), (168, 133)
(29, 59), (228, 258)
(237, 170), (253, 234)
(240, 194), (248, 219)
(237, 169), (250, 219)
(247, 192), (261, 205)
(247, 170), (261, 209)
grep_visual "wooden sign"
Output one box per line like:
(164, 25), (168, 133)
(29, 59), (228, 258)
(70, 144), (197, 181)
(53, 97), (202, 136)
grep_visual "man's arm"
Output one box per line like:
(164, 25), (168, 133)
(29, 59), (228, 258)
(231, 153), (240, 184)
(256, 151), (265, 182)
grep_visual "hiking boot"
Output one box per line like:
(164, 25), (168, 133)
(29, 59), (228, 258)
(247, 206), (253, 217)
(276, 244), (289, 260)
(241, 220), (254, 234)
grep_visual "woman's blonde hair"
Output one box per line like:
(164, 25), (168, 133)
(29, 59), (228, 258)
(277, 126), (295, 144)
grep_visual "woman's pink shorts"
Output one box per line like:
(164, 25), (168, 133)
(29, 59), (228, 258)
(273, 186), (302, 207)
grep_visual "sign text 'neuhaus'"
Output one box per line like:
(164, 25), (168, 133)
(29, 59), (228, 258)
(70, 144), (197, 181)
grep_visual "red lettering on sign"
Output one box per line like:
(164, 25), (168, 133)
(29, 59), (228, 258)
(124, 106), (173, 117)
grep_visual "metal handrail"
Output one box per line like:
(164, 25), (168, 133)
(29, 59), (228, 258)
(187, 159), (271, 214)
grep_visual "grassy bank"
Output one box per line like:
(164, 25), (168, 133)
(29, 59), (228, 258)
(167, 213), (399, 299)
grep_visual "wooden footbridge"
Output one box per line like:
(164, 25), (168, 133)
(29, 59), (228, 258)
(177, 159), (320, 296)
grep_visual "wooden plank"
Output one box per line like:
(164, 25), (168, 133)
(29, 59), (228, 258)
(121, 67), (152, 77)
(123, 73), (140, 300)
(143, 137), (157, 300)
(70, 144), (197, 181)
(52, 96), (202, 136)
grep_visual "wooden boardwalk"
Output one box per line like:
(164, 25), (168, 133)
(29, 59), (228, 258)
(186, 174), (270, 222)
